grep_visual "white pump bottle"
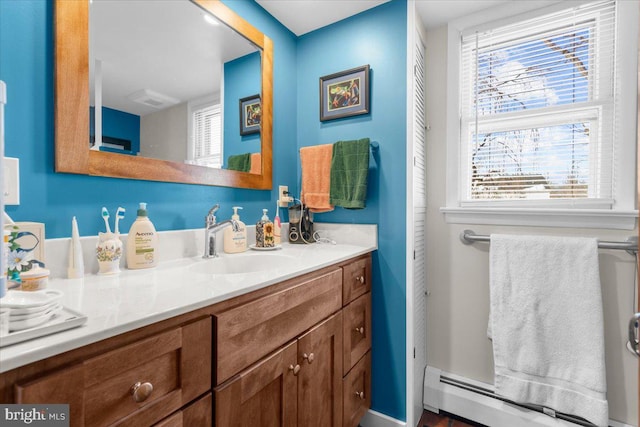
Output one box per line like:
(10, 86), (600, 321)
(126, 203), (158, 269)
(223, 206), (247, 253)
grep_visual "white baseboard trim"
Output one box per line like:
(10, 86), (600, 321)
(360, 409), (407, 427)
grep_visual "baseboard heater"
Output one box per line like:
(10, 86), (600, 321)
(423, 366), (614, 427)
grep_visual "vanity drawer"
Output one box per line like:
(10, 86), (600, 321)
(215, 268), (342, 384)
(343, 352), (371, 427)
(342, 256), (371, 305)
(15, 317), (211, 427)
(343, 293), (371, 374)
(153, 393), (212, 427)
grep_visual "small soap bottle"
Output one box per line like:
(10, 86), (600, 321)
(255, 209), (274, 248)
(224, 206), (247, 253)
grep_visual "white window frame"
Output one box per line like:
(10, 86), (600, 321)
(187, 93), (223, 168)
(441, 0), (638, 229)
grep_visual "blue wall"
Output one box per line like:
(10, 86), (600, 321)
(90, 106), (141, 154)
(0, 0), (407, 421)
(224, 51), (262, 165)
(296, 1), (407, 420)
(0, 0), (297, 237)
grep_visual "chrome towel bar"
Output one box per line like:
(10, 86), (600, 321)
(460, 229), (638, 255)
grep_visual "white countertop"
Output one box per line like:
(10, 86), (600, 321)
(0, 224), (377, 373)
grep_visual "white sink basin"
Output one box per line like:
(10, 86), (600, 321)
(189, 254), (297, 276)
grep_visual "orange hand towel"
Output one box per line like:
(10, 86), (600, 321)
(300, 144), (334, 213)
(250, 152), (262, 174)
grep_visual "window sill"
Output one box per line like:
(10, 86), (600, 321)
(440, 207), (638, 230)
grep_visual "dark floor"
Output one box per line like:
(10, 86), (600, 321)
(418, 410), (488, 427)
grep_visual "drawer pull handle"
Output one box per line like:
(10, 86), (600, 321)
(288, 364), (301, 375)
(303, 353), (315, 364)
(130, 381), (154, 403)
(355, 326), (365, 335)
(354, 391), (365, 400)
(356, 275), (365, 284)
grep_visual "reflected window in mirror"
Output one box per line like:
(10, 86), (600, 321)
(188, 96), (223, 168)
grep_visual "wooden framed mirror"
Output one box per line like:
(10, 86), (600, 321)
(54, 0), (273, 189)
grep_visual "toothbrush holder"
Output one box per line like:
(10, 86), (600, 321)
(96, 232), (122, 275)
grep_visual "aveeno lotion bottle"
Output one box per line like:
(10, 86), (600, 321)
(126, 203), (158, 269)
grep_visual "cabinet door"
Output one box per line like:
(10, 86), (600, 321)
(215, 341), (298, 427)
(297, 312), (343, 427)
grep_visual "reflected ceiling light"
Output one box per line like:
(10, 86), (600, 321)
(203, 14), (219, 26)
(126, 89), (180, 109)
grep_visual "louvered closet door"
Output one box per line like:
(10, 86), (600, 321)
(412, 30), (427, 425)
(636, 14), (640, 424)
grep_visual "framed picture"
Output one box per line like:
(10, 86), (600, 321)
(239, 95), (261, 136)
(319, 65), (370, 121)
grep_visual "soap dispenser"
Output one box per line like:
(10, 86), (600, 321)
(224, 206), (247, 253)
(255, 209), (274, 248)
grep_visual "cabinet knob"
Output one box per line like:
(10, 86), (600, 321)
(130, 381), (154, 403)
(356, 275), (365, 284)
(303, 353), (315, 364)
(354, 391), (365, 400)
(288, 364), (301, 376)
(355, 326), (365, 335)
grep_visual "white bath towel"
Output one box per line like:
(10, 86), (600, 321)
(488, 234), (608, 427)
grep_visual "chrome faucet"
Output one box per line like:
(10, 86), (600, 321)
(203, 204), (239, 258)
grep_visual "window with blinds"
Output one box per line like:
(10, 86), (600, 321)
(190, 103), (222, 168)
(460, 0), (617, 206)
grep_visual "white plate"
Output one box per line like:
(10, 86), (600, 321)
(1, 306), (87, 347)
(10, 303), (63, 321)
(249, 244), (282, 251)
(9, 305), (63, 331)
(0, 289), (63, 309)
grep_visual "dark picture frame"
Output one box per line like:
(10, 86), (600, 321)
(239, 94), (261, 136)
(319, 65), (370, 121)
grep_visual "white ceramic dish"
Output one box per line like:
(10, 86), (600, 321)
(249, 244), (282, 251)
(0, 289), (63, 309)
(10, 303), (63, 321)
(1, 306), (88, 347)
(9, 305), (63, 331)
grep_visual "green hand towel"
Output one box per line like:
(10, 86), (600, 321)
(329, 138), (370, 209)
(227, 153), (251, 172)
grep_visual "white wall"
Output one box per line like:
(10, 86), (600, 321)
(140, 102), (188, 162)
(425, 24), (638, 425)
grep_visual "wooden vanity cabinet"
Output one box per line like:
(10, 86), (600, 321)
(215, 313), (343, 426)
(0, 253), (372, 427)
(214, 254), (372, 427)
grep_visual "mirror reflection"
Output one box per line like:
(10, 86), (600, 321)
(89, 0), (262, 172)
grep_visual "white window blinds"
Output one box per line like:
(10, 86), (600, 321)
(460, 0), (617, 206)
(191, 103), (222, 168)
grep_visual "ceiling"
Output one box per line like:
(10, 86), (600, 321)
(256, 0), (508, 35)
(255, 0), (389, 36)
(90, 0), (508, 117)
(90, 0), (258, 116)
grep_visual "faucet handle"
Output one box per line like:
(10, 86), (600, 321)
(206, 204), (220, 224)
